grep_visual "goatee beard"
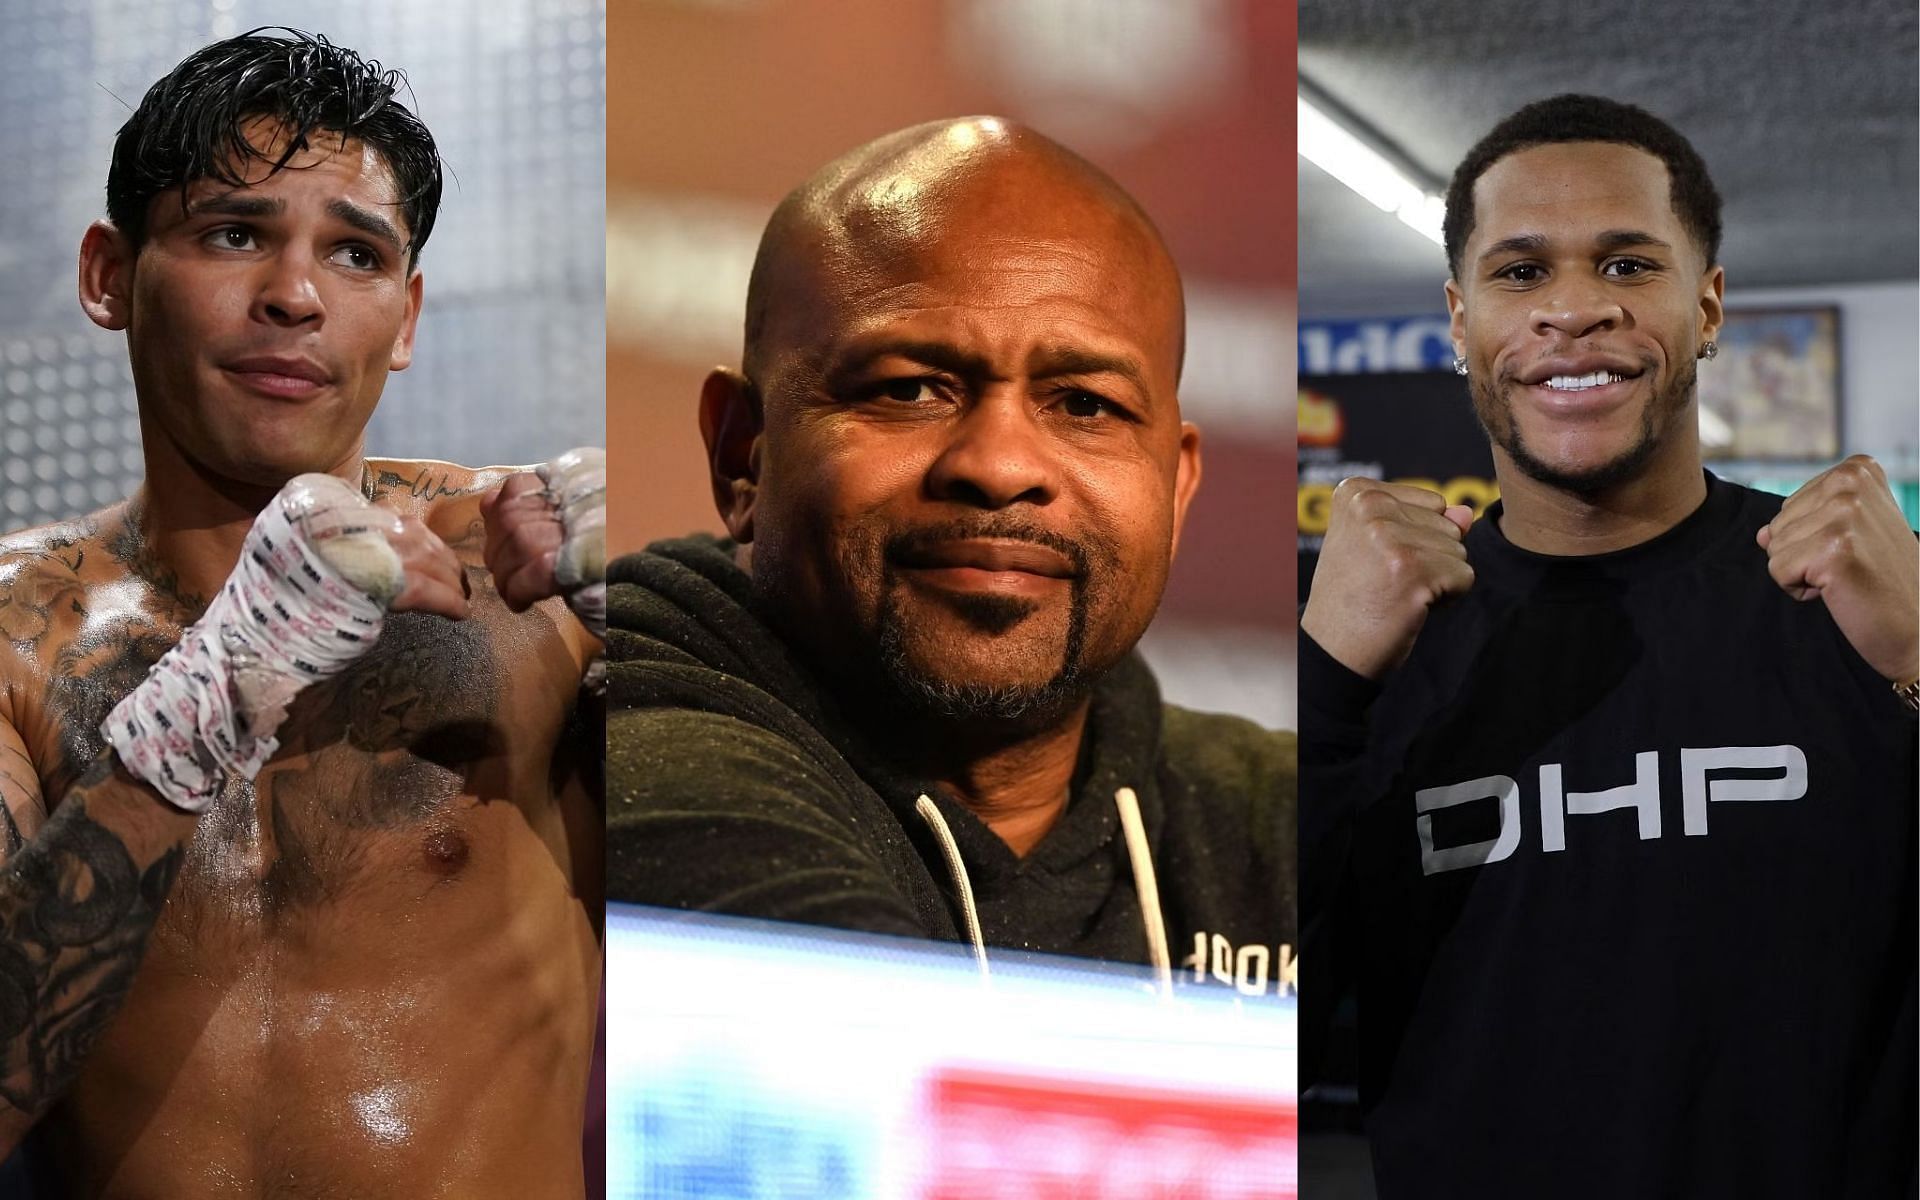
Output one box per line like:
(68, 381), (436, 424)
(872, 521), (1099, 726)
(873, 582), (1094, 725)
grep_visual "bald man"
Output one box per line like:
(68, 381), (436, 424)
(604, 119), (1294, 993)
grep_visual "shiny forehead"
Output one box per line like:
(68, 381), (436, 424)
(743, 118), (1185, 378)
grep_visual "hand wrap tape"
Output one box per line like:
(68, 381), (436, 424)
(103, 475), (398, 812)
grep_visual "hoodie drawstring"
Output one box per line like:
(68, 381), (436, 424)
(1114, 786), (1173, 998)
(916, 787), (1173, 998)
(915, 794), (990, 981)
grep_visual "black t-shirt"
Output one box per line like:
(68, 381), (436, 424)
(1302, 474), (1916, 1198)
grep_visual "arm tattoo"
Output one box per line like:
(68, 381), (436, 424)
(369, 468), (481, 503)
(0, 758), (183, 1119)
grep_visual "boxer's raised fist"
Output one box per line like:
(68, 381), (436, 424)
(1302, 478), (1476, 682)
(105, 473), (450, 811)
(481, 448), (605, 637)
(1757, 454), (1920, 685)
(382, 514), (468, 620)
(481, 472), (565, 614)
(288, 478), (467, 620)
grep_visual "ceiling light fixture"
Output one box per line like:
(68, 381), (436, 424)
(1297, 92), (1445, 246)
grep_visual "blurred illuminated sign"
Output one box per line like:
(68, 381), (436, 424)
(608, 906), (1297, 1199)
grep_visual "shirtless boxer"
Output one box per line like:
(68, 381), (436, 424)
(0, 32), (603, 1197)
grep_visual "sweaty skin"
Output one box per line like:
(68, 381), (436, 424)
(0, 459), (601, 1198)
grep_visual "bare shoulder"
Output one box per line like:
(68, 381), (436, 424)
(0, 511), (106, 568)
(0, 506), (129, 641)
(0, 506), (132, 735)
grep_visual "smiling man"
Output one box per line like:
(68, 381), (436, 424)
(0, 32), (603, 1197)
(1301, 95), (1916, 1196)
(606, 118), (1294, 994)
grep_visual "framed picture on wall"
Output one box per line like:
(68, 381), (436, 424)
(1696, 307), (1842, 461)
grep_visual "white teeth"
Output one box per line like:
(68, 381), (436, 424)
(1544, 371), (1623, 391)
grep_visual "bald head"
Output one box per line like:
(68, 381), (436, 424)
(742, 117), (1184, 384)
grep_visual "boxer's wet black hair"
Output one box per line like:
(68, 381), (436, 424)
(106, 28), (443, 267)
(1443, 94), (1722, 279)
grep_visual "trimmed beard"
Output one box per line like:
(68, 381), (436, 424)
(873, 570), (1096, 725)
(1471, 356), (1696, 497)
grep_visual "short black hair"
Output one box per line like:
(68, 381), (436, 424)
(106, 28), (443, 267)
(1443, 94), (1722, 279)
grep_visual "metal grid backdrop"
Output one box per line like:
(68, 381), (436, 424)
(0, 0), (605, 534)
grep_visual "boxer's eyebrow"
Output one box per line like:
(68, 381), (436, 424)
(822, 339), (1152, 399)
(1029, 346), (1151, 404)
(1477, 232), (1548, 263)
(326, 199), (405, 255)
(182, 195), (404, 256)
(824, 338), (997, 386)
(1592, 229), (1671, 253)
(1478, 229), (1672, 264)
(190, 195), (282, 219)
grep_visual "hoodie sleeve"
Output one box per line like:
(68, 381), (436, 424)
(605, 703), (931, 939)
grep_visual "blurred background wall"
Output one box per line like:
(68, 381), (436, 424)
(609, 0), (1297, 729)
(0, 0), (605, 536)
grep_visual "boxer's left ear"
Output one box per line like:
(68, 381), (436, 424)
(388, 269), (424, 372)
(79, 220), (134, 331)
(1696, 263), (1725, 348)
(699, 367), (764, 543)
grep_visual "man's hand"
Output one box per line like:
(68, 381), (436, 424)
(106, 473), (452, 811)
(1758, 454), (1920, 685)
(381, 514), (469, 620)
(290, 479), (467, 619)
(1301, 478), (1476, 682)
(481, 473), (566, 613)
(481, 449), (605, 638)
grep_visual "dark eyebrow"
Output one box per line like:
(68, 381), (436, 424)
(1479, 229), (1674, 264)
(1029, 346), (1152, 404)
(823, 339), (997, 387)
(1477, 233), (1548, 264)
(1593, 229), (1672, 253)
(188, 194), (284, 220)
(326, 199), (405, 255)
(822, 339), (1155, 406)
(183, 193), (407, 258)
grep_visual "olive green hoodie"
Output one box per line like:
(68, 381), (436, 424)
(605, 534), (1296, 995)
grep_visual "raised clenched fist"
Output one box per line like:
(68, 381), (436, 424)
(1301, 478), (1476, 682)
(104, 473), (467, 811)
(480, 448), (605, 637)
(1757, 454), (1920, 686)
(381, 513), (470, 620)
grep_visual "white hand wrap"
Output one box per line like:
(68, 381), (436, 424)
(539, 447), (605, 640)
(104, 474), (402, 812)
